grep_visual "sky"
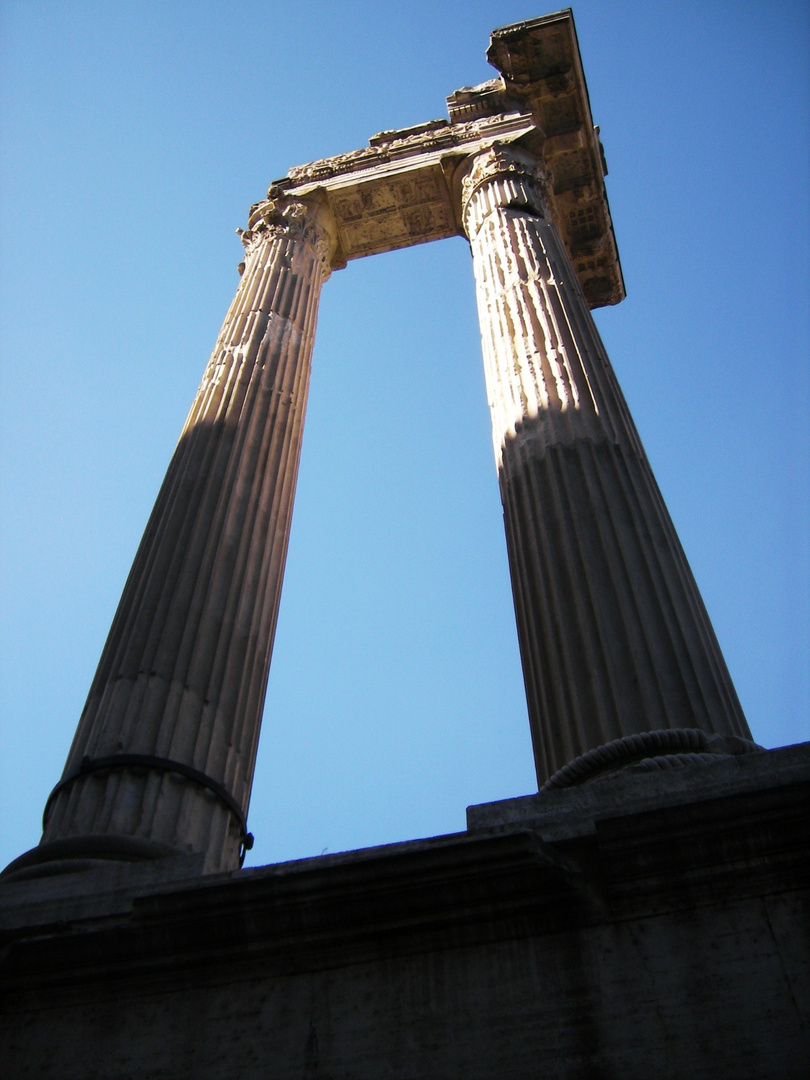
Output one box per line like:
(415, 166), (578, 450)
(1, 0), (808, 874)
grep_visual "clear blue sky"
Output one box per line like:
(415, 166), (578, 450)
(1, 1), (808, 872)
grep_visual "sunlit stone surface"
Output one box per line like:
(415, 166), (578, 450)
(461, 142), (751, 783)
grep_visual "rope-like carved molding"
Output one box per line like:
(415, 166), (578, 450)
(542, 729), (763, 790)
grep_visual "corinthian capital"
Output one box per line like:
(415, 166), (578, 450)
(460, 142), (549, 239)
(238, 196), (337, 279)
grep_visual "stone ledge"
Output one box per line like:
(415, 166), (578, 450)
(467, 740), (810, 837)
(2, 744), (807, 999)
(1, 746), (808, 1079)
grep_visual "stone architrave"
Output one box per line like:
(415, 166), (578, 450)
(39, 197), (337, 874)
(460, 142), (751, 783)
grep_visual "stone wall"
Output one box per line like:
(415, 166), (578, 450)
(2, 744), (807, 1079)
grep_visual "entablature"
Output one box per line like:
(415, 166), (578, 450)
(253, 9), (624, 308)
(257, 111), (538, 267)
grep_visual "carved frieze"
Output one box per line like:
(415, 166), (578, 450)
(329, 168), (458, 258)
(277, 111), (529, 191)
(263, 110), (537, 265)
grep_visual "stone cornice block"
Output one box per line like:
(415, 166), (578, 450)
(485, 9), (625, 306)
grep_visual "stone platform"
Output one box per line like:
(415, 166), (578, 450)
(2, 743), (808, 1078)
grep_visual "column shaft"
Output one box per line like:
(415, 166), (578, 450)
(462, 144), (752, 785)
(41, 198), (334, 872)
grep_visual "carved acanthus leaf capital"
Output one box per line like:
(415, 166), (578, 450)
(238, 197), (336, 279)
(460, 143), (549, 238)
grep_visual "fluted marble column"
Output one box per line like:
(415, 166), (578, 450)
(462, 143), (753, 786)
(35, 195), (336, 874)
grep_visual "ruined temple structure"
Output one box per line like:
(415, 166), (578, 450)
(2, 11), (807, 1077)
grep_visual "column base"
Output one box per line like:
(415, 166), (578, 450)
(0, 835), (189, 883)
(541, 729), (763, 791)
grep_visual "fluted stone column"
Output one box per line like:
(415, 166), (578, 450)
(462, 143), (753, 787)
(34, 195), (336, 874)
